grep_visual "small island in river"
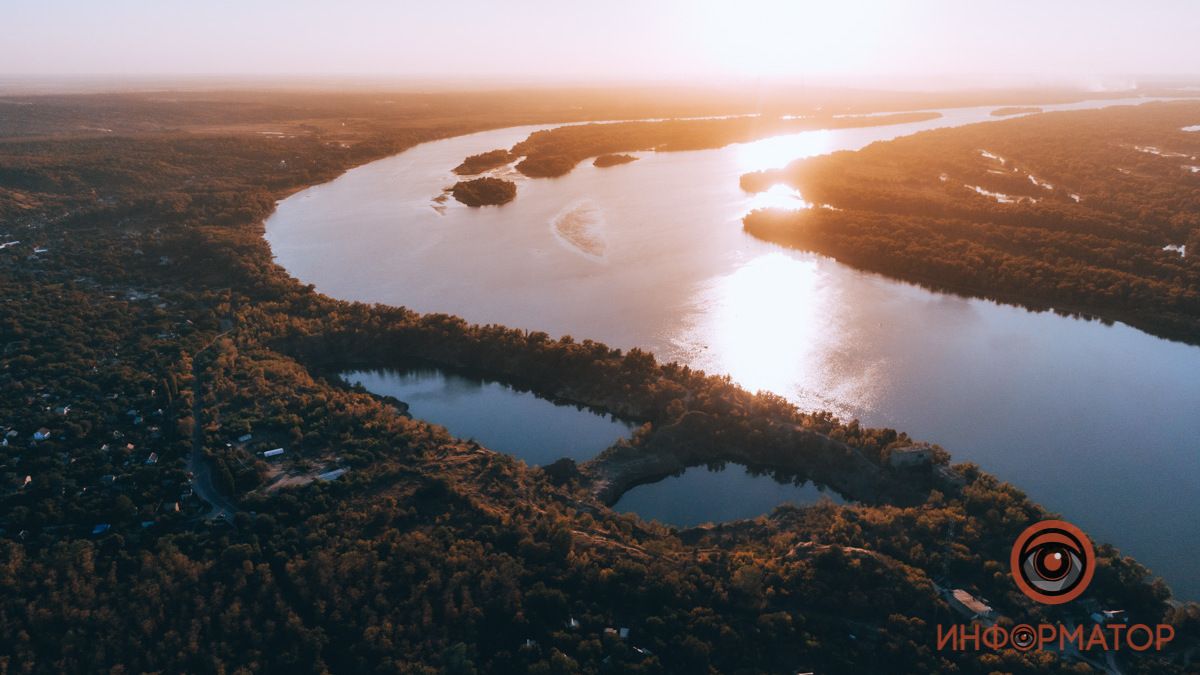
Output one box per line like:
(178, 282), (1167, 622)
(450, 176), (517, 206)
(453, 148), (515, 175)
(593, 153), (639, 167)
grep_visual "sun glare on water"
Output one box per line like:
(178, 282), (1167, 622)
(735, 129), (838, 172)
(693, 252), (826, 397)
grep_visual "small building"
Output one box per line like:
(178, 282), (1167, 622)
(888, 445), (934, 469)
(91, 524), (111, 535)
(144, 452), (159, 465)
(237, 433), (253, 443)
(317, 468), (347, 482)
(32, 428), (51, 441)
(263, 448), (285, 459)
(54, 405), (71, 416)
(948, 589), (995, 621)
(22, 475), (32, 488)
(100, 474), (116, 485)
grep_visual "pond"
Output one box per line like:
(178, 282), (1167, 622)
(342, 367), (634, 466)
(613, 464), (844, 527)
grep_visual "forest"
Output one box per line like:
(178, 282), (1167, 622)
(0, 91), (1197, 674)
(451, 177), (517, 207)
(592, 154), (639, 168)
(454, 150), (516, 176)
(742, 101), (1200, 344)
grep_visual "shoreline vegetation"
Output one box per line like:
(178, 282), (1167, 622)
(991, 106), (1044, 116)
(462, 111), (943, 180)
(450, 176), (517, 206)
(741, 101), (1200, 345)
(593, 153), (639, 167)
(453, 148), (515, 175)
(2, 90), (1197, 673)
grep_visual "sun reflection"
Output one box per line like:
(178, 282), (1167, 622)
(745, 183), (812, 211)
(687, 252), (828, 398)
(735, 129), (837, 172)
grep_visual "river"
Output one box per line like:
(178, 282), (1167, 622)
(265, 97), (1200, 598)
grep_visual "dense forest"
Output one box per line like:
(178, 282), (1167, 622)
(451, 177), (518, 207)
(1, 92), (1198, 673)
(592, 154), (639, 168)
(463, 112), (942, 179)
(454, 150), (517, 176)
(742, 101), (1200, 344)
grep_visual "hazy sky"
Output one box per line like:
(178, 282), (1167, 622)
(5, 0), (1199, 86)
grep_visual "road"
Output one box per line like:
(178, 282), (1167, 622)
(187, 330), (240, 523)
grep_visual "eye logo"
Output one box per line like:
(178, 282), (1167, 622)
(1011, 520), (1095, 604)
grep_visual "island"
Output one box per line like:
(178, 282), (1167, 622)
(450, 176), (517, 206)
(991, 106), (1044, 116)
(741, 101), (1200, 344)
(592, 153), (639, 167)
(452, 148), (514, 175)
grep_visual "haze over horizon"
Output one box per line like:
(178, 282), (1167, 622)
(5, 0), (1200, 91)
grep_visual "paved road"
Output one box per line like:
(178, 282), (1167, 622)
(187, 331), (239, 523)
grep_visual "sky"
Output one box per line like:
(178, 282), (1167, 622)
(4, 0), (1199, 88)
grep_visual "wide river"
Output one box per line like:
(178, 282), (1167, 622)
(266, 98), (1200, 598)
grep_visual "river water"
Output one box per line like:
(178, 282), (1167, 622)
(266, 98), (1200, 598)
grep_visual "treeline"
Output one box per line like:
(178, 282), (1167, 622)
(742, 101), (1200, 343)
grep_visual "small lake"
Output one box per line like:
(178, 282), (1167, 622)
(271, 97), (1200, 598)
(342, 368), (634, 466)
(613, 464), (844, 526)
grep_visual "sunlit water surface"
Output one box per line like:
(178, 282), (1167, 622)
(268, 98), (1200, 598)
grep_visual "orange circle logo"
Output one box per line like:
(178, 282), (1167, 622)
(1010, 519), (1095, 605)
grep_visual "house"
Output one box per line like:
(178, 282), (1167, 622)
(100, 474), (116, 485)
(54, 405), (71, 415)
(22, 475), (32, 488)
(317, 468), (347, 481)
(91, 524), (111, 535)
(144, 452), (159, 465)
(33, 428), (51, 441)
(263, 448), (285, 459)
(237, 433), (253, 443)
(888, 445), (934, 469)
(948, 589), (995, 621)
(619, 628), (630, 639)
